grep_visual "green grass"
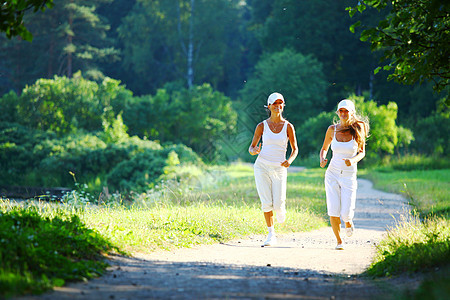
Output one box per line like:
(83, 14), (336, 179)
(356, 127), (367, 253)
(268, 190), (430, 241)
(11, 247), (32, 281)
(0, 204), (120, 298)
(0, 163), (328, 297)
(361, 169), (450, 216)
(360, 161), (450, 298)
(80, 164), (328, 254)
(367, 214), (450, 277)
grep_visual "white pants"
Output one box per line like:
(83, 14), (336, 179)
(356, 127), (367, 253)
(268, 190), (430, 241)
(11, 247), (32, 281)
(325, 167), (357, 222)
(254, 159), (287, 215)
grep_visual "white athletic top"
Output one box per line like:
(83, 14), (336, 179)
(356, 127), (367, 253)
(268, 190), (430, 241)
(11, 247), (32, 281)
(329, 125), (358, 172)
(257, 120), (289, 166)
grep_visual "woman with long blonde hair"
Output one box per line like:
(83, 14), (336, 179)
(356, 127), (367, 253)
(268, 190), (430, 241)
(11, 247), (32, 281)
(319, 99), (369, 250)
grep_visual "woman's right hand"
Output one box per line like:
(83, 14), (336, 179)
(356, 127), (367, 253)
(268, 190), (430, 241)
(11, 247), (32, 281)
(320, 157), (328, 168)
(249, 142), (261, 155)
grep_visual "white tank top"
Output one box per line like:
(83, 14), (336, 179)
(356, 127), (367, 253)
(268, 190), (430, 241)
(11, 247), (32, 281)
(257, 120), (288, 166)
(329, 125), (358, 172)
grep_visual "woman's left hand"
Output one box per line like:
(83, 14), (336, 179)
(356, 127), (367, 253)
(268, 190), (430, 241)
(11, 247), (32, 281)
(281, 160), (291, 168)
(343, 158), (353, 166)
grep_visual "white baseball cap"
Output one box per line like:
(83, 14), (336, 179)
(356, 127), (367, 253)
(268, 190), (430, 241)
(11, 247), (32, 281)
(267, 92), (284, 106)
(337, 99), (355, 113)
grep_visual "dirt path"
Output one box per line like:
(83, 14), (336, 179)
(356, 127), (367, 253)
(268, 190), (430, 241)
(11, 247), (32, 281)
(20, 178), (415, 299)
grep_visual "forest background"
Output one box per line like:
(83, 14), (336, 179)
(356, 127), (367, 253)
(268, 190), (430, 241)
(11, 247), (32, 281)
(0, 0), (448, 196)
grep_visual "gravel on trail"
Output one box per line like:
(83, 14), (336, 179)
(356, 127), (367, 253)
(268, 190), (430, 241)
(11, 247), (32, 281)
(19, 178), (421, 300)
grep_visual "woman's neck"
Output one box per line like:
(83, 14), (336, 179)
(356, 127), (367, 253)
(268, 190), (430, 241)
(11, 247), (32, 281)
(340, 120), (351, 127)
(269, 114), (284, 123)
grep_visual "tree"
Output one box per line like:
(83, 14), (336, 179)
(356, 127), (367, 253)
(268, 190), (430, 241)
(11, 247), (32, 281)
(240, 49), (327, 127)
(0, 0), (120, 93)
(117, 0), (244, 95)
(122, 83), (237, 161)
(12, 73), (133, 134)
(0, 0), (53, 41)
(246, 0), (380, 108)
(348, 0), (450, 95)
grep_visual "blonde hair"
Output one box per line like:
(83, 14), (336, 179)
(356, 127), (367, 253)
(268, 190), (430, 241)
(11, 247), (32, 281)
(334, 111), (370, 151)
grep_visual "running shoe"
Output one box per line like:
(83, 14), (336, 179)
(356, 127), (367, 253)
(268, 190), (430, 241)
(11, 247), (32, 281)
(263, 234), (277, 246)
(346, 221), (354, 237)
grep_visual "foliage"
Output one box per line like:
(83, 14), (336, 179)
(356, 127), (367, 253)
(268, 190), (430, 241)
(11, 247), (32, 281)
(106, 151), (167, 193)
(412, 112), (450, 156)
(348, 0), (450, 94)
(0, 0), (53, 41)
(0, 122), (54, 186)
(0, 0), (119, 93)
(352, 95), (410, 157)
(248, 0), (382, 107)
(298, 112), (335, 157)
(12, 73), (133, 135)
(0, 118), (207, 193)
(123, 83), (237, 161)
(240, 49), (327, 127)
(117, 0), (244, 94)
(296, 95), (412, 157)
(0, 206), (118, 297)
(367, 214), (450, 277)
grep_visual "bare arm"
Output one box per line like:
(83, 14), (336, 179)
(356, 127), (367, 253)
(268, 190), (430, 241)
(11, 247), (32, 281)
(320, 125), (334, 168)
(248, 122), (264, 155)
(281, 123), (298, 167)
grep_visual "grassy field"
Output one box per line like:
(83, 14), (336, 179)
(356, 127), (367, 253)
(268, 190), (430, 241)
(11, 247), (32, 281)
(361, 169), (450, 216)
(0, 163), (328, 297)
(360, 167), (450, 299)
(3, 162), (448, 298)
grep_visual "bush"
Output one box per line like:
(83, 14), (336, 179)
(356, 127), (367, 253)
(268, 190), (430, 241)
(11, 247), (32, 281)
(0, 207), (118, 297)
(0, 122), (54, 186)
(123, 84), (237, 161)
(106, 151), (167, 193)
(298, 112), (335, 156)
(13, 73), (133, 135)
(412, 113), (450, 156)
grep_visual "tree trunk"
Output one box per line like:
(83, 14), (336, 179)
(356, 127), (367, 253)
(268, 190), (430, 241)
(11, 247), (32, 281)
(187, 0), (194, 89)
(67, 0), (73, 78)
(67, 19), (73, 78)
(47, 34), (54, 77)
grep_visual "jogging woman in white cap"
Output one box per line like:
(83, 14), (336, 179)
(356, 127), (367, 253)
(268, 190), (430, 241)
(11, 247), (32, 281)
(249, 92), (298, 246)
(319, 99), (369, 250)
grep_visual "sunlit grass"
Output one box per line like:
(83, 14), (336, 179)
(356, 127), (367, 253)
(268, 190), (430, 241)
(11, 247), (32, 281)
(367, 213), (450, 277)
(361, 169), (450, 216)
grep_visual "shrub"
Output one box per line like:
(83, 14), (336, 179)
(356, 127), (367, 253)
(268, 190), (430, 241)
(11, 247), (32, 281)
(298, 112), (334, 156)
(106, 151), (167, 193)
(14, 73), (133, 135)
(412, 113), (450, 156)
(0, 207), (118, 297)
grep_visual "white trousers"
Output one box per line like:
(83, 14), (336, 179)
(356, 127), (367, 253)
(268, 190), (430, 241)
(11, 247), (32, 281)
(324, 167), (357, 222)
(254, 159), (287, 215)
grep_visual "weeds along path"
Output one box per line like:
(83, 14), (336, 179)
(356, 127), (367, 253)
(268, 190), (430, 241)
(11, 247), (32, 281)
(20, 177), (414, 299)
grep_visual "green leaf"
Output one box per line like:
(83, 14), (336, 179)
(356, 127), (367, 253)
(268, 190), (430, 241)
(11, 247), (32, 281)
(349, 21), (361, 33)
(374, 66), (382, 74)
(357, 4), (366, 13)
(20, 28), (33, 42)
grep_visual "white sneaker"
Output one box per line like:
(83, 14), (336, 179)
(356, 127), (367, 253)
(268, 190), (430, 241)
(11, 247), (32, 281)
(346, 221), (354, 237)
(335, 243), (344, 250)
(263, 235), (277, 246)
